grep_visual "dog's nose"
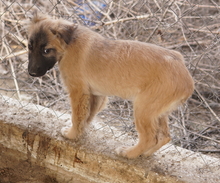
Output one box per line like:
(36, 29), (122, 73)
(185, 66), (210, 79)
(29, 72), (38, 77)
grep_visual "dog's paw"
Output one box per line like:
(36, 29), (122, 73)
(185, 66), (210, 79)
(61, 126), (78, 140)
(115, 146), (133, 158)
(143, 149), (155, 157)
(61, 126), (70, 138)
(115, 146), (142, 159)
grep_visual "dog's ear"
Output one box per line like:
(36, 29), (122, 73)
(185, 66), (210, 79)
(26, 11), (48, 35)
(50, 24), (78, 45)
(31, 10), (48, 24)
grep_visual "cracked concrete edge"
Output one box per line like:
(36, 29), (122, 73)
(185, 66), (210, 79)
(0, 123), (179, 183)
(0, 95), (220, 183)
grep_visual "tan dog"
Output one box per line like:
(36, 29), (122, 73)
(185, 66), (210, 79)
(27, 13), (194, 158)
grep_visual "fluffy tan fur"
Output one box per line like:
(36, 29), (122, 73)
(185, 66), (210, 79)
(28, 14), (194, 158)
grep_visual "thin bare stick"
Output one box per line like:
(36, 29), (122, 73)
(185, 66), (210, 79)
(165, 40), (211, 49)
(7, 56), (21, 100)
(197, 66), (220, 86)
(146, 0), (175, 42)
(188, 129), (220, 144)
(87, 0), (117, 39)
(197, 149), (220, 153)
(176, 1), (220, 9)
(153, 0), (162, 11)
(196, 80), (220, 90)
(103, 14), (150, 26)
(179, 107), (187, 136)
(188, 28), (219, 34)
(0, 50), (27, 60)
(175, 2), (195, 54)
(195, 88), (220, 123)
(1, 12), (21, 100)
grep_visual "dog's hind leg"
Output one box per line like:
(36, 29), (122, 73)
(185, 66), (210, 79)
(116, 117), (159, 158)
(144, 115), (171, 157)
(116, 93), (171, 158)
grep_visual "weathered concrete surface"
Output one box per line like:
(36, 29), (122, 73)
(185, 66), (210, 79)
(0, 95), (220, 183)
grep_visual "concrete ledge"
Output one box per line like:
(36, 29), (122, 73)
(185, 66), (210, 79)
(0, 95), (219, 183)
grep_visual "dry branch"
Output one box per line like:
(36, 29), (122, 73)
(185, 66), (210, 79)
(189, 28), (220, 34)
(195, 89), (220, 124)
(188, 129), (220, 144)
(176, 1), (220, 9)
(103, 14), (150, 25)
(0, 50), (27, 61)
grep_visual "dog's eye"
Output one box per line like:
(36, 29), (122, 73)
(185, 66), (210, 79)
(43, 49), (51, 54)
(28, 44), (33, 51)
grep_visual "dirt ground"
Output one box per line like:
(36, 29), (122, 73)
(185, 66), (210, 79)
(0, 145), (91, 183)
(0, 145), (58, 183)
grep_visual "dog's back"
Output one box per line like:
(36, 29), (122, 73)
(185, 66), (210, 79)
(63, 28), (194, 102)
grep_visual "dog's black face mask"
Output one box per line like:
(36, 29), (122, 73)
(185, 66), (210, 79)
(28, 30), (57, 77)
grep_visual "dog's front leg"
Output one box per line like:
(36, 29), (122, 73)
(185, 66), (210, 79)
(61, 90), (91, 140)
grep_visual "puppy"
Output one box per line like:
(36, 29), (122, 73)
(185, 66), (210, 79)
(27, 13), (194, 158)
